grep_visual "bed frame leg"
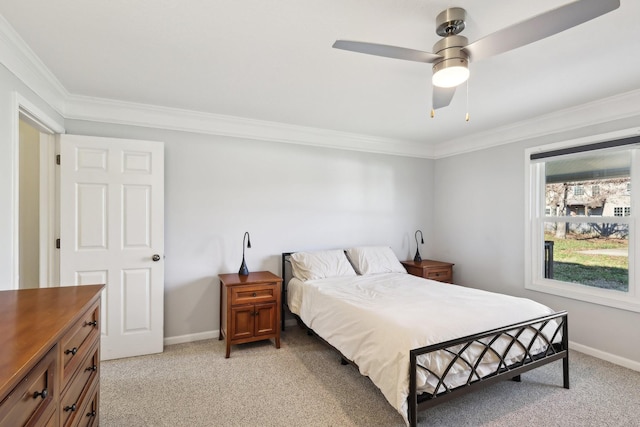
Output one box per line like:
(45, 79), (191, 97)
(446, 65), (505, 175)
(340, 357), (348, 365)
(408, 352), (418, 427)
(562, 314), (570, 389)
(511, 375), (521, 382)
(563, 354), (570, 389)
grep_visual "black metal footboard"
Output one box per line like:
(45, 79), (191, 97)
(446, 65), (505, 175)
(407, 311), (569, 427)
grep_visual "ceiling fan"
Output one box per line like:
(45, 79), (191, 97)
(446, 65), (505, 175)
(333, 0), (620, 116)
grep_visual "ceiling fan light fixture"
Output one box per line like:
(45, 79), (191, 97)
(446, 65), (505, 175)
(431, 34), (469, 88)
(432, 59), (469, 88)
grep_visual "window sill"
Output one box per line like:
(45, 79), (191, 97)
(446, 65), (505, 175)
(526, 279), (640, 313)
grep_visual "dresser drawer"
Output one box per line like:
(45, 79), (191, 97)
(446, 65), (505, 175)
(231, 283), (277, 305)
(76, 383), (99, 427)
(0, 346), (57, 427)
(425, 268), (452, 282)
(60, 342), (99, 427)
(60, 301), (100, 386)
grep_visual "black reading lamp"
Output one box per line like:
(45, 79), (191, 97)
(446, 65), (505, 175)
(238, 231), (251, 275)
(414, 230), (424, 263)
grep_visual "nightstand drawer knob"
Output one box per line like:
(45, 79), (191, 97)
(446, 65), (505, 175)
(65, 347), (78, 356)
(252, 292), (257, 297)
(64, 404), (77, 412)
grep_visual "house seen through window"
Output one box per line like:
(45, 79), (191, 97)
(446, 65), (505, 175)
(544, 152), (630, 292)
(526, 135), (639, 312)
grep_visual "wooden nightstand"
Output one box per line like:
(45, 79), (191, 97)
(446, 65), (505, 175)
(401, 260), (454, 283)
(219, 271), (282, 358)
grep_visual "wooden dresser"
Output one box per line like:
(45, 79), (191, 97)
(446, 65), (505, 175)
(219, 271), (282, 358)
(0, 285), (104, 427)
(401, 260), (454, 283)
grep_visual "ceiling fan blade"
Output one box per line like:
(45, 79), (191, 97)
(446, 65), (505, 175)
(433, 86), (456, 110)
(463, 0), (620, 62)
(333, 40), (441, 63)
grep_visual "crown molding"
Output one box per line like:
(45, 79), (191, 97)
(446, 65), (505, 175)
(64, 94), (434, 158)
(65, 89), (640, 160)
(432, 88), (640, 158)
(0, 14), (67, 114)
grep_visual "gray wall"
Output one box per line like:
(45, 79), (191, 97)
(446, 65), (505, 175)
(432, 117), (640, 365)
(64, 120), (434, 339)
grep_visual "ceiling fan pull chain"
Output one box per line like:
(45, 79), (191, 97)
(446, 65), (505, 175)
(465, 76), (470, 122)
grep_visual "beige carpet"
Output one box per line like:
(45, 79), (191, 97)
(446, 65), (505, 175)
(100, 325), (640, 426)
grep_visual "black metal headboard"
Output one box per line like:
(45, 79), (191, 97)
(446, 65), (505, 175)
(281, 252), (294, 331)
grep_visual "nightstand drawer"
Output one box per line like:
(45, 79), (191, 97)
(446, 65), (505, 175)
(425, 268), (452, 282)
(231, 284), (276, 305)
(401, 260), (454, 283)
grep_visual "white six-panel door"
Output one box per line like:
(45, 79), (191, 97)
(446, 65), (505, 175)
(59, 134), (164, 360)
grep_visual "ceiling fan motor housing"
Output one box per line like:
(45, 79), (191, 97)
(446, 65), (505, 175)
(435, 7), (466, 36)
(432, 35), (469, 84)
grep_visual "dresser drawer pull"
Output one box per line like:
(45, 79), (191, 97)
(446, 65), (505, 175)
(64, 404), (77, 412)
(32, 388), (48, 400)
(252, 292), (257, 297)
(65, 347), (78, 355)
(87, 410), (96, 418)
(86, 364), (98, 372)
(84, 320), (98, 327)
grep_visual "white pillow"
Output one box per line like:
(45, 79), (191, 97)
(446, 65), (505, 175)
(345, 246), (406, 275)
(290, 250), (357, 281)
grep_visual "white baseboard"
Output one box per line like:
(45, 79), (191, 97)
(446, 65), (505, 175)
(164, 330), (219, 346)
(163, 319), (299, 347)
(569, 341), (640, 372)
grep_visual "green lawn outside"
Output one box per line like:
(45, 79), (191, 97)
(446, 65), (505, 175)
(545, 233), (628, 292)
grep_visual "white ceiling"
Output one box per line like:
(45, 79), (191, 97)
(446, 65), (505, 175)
(1, 0), (639, 151)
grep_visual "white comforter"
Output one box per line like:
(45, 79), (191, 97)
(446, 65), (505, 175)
(288, 273), (557, 425)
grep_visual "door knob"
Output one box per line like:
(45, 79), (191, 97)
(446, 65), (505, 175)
(152, 254), (161, 262)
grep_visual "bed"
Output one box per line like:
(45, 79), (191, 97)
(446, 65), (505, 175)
(281, 247), (569, 426)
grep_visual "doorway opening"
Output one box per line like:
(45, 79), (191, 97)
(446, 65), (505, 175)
(14, 96), (64, 289)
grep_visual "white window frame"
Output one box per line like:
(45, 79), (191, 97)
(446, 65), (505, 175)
(524, 128), (640, 313)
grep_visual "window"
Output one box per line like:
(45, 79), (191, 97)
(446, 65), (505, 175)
(614, 207), (631, 217)
(525, 131), (640, 312)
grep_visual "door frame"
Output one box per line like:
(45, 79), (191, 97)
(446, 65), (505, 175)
(11, 92), (65, 289)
